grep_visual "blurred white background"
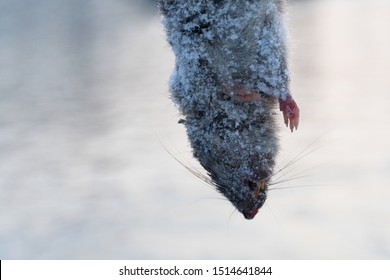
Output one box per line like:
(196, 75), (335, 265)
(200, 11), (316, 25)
(0, 0), (389, 259)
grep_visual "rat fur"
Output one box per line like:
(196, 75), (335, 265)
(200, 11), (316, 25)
(159, 0), (298, 219)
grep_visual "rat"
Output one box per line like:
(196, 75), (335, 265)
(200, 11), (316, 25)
(158, 0), (299, 219)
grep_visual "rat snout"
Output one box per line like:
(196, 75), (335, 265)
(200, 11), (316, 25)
(243, 208), (259, 220)
(240, 179), (267, 219)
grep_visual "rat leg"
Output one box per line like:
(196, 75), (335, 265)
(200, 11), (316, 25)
(279, 94), (300, 132)
(223, 84), (299, 132)
(225, 83), (262, 102)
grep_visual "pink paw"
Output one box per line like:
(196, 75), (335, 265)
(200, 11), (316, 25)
(279, 94), (300, 132)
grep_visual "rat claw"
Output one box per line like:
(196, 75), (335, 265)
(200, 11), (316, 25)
(295, 115), (300, 130)
(293, 105), (300, 131)
(279, 95), (300, 133)
(289, 113), (299, 132)
(283, 112), (289, 127)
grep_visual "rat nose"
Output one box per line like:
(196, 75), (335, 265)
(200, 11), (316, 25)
(243, 208), (259, 220)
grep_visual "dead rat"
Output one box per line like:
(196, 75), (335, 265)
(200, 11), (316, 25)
(159, 0), (299, 219)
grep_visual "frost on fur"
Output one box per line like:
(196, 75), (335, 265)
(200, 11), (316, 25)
(160, 0), (291, 103)
(159, 0), (296, 219)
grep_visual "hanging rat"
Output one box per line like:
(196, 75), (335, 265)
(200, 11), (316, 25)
(158, 0), (299, 219)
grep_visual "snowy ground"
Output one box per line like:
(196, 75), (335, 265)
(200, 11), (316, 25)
(0, 0), (389, 259)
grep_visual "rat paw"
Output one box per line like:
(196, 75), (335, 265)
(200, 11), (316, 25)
(279, 95), (300, 132)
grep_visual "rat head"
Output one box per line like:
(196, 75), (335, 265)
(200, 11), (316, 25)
(186, 100), (278, 220)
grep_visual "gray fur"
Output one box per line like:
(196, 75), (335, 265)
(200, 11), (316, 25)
(159, 0), (292, 219)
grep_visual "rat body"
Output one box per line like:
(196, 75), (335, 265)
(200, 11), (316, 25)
(159, 0), (299, 219)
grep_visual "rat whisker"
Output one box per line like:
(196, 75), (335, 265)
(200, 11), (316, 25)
(264, 202), (284, 230)
(270, 161), (328, 186)
(157, 138), (215, 189)
(276, 131), (330, 171)
(270, 161), (323, 185)
(265, 132), (330, 184)
(269, 174), (309, 187)
(278, 144), (324, 172)
(227, 207), (238, 229)
(268, 184), (329, 191)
